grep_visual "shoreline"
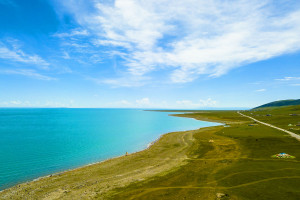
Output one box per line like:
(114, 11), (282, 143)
(0, 134), (162, 193)
(2, 108), (299, 199)
(0, 114), (221, 193)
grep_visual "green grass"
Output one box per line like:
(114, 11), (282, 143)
(1, 107), (300, 199)
(213, 122), (300, 200)
(253, 99), (300, 109)
(0, 126), (215, 199)
(109, 108), (300, 199)
(244, 105), (300, 135)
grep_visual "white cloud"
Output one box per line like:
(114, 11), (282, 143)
(250, 81), (263, 85)
(105, 98), (151, 108)
(62, 51), (71, 59)
(290, 83), (300, 86)
(44, 101), (69, 107)
(255, 89), (266, 92)
(90, 97), (218, 108)
(0, 69), (57, 80)
(0, 41), (49, 68)
(87, 75), (150, 87)
(1, 100), (32, 107)
(136, 97), (150, 106)
(0, 101), (8, 106)
(10, 100), (22, 105)
(107, 100), (133, 107)
(119, 100), (131, 105)
(53, 29), (89, 38)
(176, 98), (217, 108)
(57, 0), (300, 85)
(275, 77), (300, 81)
(0, 100), (77, 108)
(92, 39), (131, 48)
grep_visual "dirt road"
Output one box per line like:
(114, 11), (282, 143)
(238, 112), (300, 141)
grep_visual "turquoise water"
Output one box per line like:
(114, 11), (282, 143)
(0, 108), (219, 190)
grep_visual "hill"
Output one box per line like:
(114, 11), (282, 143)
(253, 99), (300, 110)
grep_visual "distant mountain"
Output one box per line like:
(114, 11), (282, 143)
(253, 99), (300, 109)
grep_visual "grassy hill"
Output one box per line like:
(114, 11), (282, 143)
(244, 104), (300, 136)
(253, 99), (300, 110)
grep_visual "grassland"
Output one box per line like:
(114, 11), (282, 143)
(0, 107), (300, 199)
(246, 105), (300, 135)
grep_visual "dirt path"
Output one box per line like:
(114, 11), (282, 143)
(237, 112), (300, 141)
(114, 127), (242, 200)
(128, 176), (300, 199)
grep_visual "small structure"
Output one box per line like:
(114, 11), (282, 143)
(266, 114), (272, 116)
(296, 123), (300, 127)
(288, 124), (293, 127)
(216, 193), (229, 199)
(248, 124), (258, 126)
(289, 114), (298, 116)
(272, 153), (295, 159)
(125, 152), (129, 156)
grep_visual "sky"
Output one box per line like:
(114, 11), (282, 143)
(0, 0), (299, 109)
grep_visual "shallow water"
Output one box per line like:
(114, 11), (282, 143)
(0, 108), (220, 189)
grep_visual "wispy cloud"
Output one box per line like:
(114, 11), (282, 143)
(10, 100), (22, 105)
(136, 97), (150, 106)
(62, 51), (71, 59)
(53, 28), (89, 38)
(176, 98), (217, 108)
(0, 100), (32, 107)
(0, 100), (76, 108)
(275, 77), (300, 81)
(87, 75), (150, 87)
(56, 0), (300, 85)
(44, 101), (73, 108)
(100, 97), (217, 108)
(255, 89), (266, 92)
(106, 98), (152, 108)
(290, 83), (300, 86)
(0, 69), (57, 80)
(0, 41), (49, 68)
(250, 81), (263, 85)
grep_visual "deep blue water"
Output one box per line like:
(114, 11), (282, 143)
(0, 108), (220, 189)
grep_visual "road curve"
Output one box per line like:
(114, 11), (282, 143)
(237, 112), (300, 141)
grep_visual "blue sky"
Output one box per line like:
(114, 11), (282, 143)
(0, 0), (299, 108)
